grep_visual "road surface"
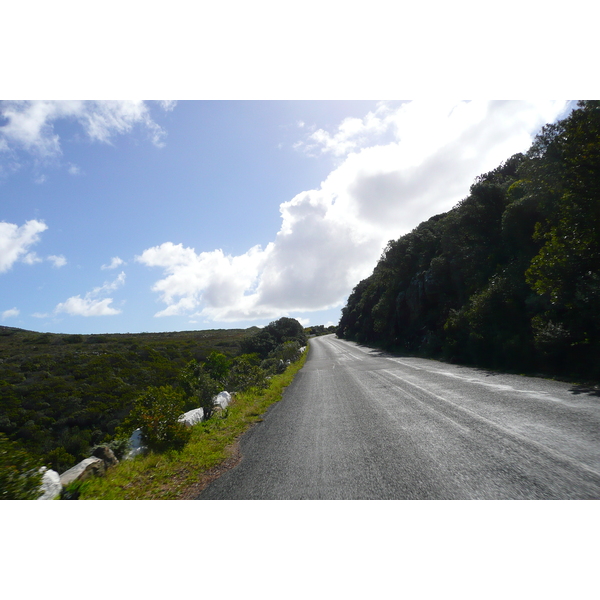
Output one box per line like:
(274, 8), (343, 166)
(197, 335), (600, 499)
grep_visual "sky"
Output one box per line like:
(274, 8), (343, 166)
(0, 99), (577, 334)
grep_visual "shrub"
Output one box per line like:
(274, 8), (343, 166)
(124, 386), (191, 452)
(180, 360), (221, 419)
(0, 433), (44, 500)
(226, 356), (268, 392)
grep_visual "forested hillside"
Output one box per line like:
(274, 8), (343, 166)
(337, 101), (600, 381)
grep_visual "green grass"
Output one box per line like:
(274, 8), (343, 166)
(78, 346), (308, 499)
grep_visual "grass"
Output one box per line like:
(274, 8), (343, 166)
(78, 346), (309, 500)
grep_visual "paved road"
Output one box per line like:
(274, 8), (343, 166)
(197, 335), (600, 499)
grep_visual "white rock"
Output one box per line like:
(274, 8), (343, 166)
(178, 407), (205, 427)
(38, 467), (62, 500)
(59, 457), (105, 488)
(214, 391), (231, 409)
(125, 428), (146, 459)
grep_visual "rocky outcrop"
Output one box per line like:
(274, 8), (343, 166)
(59, 457), (105, 488)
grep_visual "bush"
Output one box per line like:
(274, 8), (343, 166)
(124, 386), (191, 452)
(180, 360), (222, 419)
(0, 433), (44, 500)
(226, 356), (268, 392)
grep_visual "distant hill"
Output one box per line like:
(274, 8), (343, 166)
(0, 326), (254, 472)
(338, 101), (600, 382)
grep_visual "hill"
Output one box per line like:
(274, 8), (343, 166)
(337, 101), (600, 382)
(0, 326), (252, 472)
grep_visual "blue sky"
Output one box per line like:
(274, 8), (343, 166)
(0, 100), (578, 334)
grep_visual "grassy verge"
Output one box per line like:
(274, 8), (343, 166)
(79, 346), (308, 500)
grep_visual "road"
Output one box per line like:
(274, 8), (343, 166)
(197, 335), (600, 499)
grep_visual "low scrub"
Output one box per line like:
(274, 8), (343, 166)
(78, 346), (308, 499)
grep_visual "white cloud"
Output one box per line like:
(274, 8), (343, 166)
(0, 219), (48, 272)
(158, 100), (177, 112)
(138, 100), (570, 323)
(47, 254), (67, 268)
(101, 256), (125, 270)
(54, 271), (125, 317)
(22, 252), (43, 265)
(0, 100), (171, 161)
(2, 308), (19, 320)
(55, 296), (121, 317)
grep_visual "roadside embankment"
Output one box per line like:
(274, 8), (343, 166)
(78, 345), (309, 499)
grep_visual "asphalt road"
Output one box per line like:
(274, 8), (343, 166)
(197, 335), (600, 499)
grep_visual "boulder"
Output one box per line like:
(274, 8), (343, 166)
(214, 391), (232, 409)
(59, 457), (105, 488)
(125, 428), (146, 459)
(91, 445), (119, 469)
(178, 407), (204, 427)
(38, 467), (62, 500)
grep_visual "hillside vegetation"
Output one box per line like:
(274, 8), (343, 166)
(338, 101), (600, 381)
(0, 319), (307, 478)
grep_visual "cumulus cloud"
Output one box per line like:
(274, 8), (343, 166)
(47, 254), (67, 268)
(138, 100), (569, 323)
(0, 219), (48, 273)
(101, 256), (125, 270)
(54, 271), (125, 317)
(2, 308), (20, 320)
(0, 100), (171, 162)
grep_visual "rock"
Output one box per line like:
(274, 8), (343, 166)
(91, 445), (119, 469)
(178, 407), (204, 427)
(38, 467), (62, 500)
(59, 457), (105, 488)
(214, 391), (231, 409)
(125, 428), (146, 459)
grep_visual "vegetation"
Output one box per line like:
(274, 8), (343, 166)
(305, 324), (337, 337)
(338, 101), (600, 381)
(0, 323), (308, 479)
(0, 433), (43, 499)
(77, 346), (309, 499)
(240, 317), (307, 358)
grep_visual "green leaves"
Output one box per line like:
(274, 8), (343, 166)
(0, 433), (44, 500)
(124, 386), (191, 452)
(338, 102), (600, 379)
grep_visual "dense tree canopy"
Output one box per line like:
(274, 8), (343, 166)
(338, 101), (600, 380)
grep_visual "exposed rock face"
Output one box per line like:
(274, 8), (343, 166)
(38, 467), (62, 500)
(91, 445), (119, 469)
(59, 457), (105, 487)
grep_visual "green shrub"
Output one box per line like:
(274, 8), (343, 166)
(0, 433), (44, 500)
(226, 356), (267, 392)
(60, 479), (85, 500)
(180, 360), (222, 419)
(124, 386), (191, 452)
